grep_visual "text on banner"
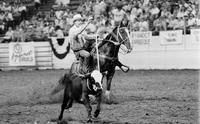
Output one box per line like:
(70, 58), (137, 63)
(160, 30), (183, 45)
(131, 31), (152, 45)
(9, 42), (36, 66)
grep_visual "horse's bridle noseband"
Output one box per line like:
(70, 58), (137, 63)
(108, 26), (132, 53)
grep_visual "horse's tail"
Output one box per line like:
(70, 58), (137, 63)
(50, 74), (68, 96)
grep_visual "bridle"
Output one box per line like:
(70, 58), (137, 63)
(106, 26), (132, 53)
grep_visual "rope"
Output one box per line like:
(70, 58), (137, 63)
(95, 30), (100, 71)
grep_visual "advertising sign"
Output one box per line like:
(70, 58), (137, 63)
(9, 42), (35, 66)
(160, 30), (183, 45)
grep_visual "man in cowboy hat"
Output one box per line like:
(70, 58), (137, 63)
(69, 14), (96, 102)
(69, 14), (95, 63)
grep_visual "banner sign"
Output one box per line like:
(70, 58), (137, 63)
(49, 37), (70, 59)
(160, 30), (183, 45)
(131, 31), (152, 45)
(9, 42), (35, 66)
(190, 29), (200, 42)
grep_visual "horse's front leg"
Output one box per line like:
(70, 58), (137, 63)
(105, 69), (115, 101)
(115, 60), (129, 73)
(83, 94), (93, 122)
(94, 90), (102, 118)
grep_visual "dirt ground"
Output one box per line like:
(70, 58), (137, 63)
(0, 70), (199, 124)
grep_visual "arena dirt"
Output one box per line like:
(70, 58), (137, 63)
(0, 70), (199, 124)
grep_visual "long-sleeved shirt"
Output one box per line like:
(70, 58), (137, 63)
(69, 22), (95, 52)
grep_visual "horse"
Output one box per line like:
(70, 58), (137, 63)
(70, 22), (132, 101)
(57, 70), (103, 122)
(50, 22), (132, 103)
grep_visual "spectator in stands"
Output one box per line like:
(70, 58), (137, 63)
(150, 4), (160, 18)
(19, 3), (27, 21)
(83, 0), (93, 15)
(0, 21), (5, 34)
(139, 16), (149, 31)
(153, 17), (162, 32)
(2, 26), (13, 43)
(34, 0), (41, 10)
(187, 14), (200, 28)
(49, 9), (55, 18)
(161, 7), (172, 18)
(42, 23), (50, 36)
(187, 15), (194, 29)
(55, 9), (63, 20)
(130, 18), (140, 31)
(123, 1), (132, 13)
(6, 10), (14, 29)
(48, 21), (55, 36)
(12, 25), (24, 42)
(54, 25), (64, 37)
(111, 2), (126, 27)
(177, 6), (187, 18)
(167, 16), (179, 30)
(174, 17), (185, 30)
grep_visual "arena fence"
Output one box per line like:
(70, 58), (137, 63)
(0, 30), (200, 70)
(0, 42), (53, 70)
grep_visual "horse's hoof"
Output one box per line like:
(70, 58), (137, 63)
(49, 118), (59, 122)
(87, 118), (93, 123)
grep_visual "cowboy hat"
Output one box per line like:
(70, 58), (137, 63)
(72, 14), (83, 23)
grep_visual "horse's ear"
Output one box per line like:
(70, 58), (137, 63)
(119, 21), (123, 27)
(120, 20), (129, 28)
(125, 20), (129, 27)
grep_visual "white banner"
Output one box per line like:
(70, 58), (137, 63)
(190, 29), (200, 42)
(131, 31), (152, 45)
(160, 30), (183, 45)
(9, 42), (35, 66)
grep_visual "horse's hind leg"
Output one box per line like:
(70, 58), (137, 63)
(94, 91), (102, 118)
(58, 89), (70, 120)
(83, 95), (93, 122)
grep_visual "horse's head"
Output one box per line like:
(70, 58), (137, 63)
(111, 22), (132, 53)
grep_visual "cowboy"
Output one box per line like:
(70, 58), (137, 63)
(69, 14), (95, 66)
(69, 14), (96, 102)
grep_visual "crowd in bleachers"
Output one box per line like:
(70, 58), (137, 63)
(0, 0), (48, 42)
(1, 0), (200, 43)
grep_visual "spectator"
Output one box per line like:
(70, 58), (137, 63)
(177, 6), (186, 18)
(18, 3), (27, 20)
(48, 21), (55, 36)
(139, 17), (149, 31)
(161, 7), (172, 18)
(34, 0), (41, 10)
(12, 25), (24, 42)
(187, 14), (196, 28)
(153, 17), (162, 32)
(167, 16), (179, 30)
(55, 9), (63, 20)
(111, 2), (126, 27)
(130, 18), (140, 31)
(2, 26), (13, 43)
(150, 4), (160, 18)
(174, 17), (185, 30)
(54, 25), (64, 37)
